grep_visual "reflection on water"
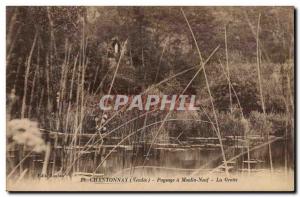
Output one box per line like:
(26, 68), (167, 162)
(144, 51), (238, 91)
(8, 135), (293, 178)
(86, 137), (292, 176)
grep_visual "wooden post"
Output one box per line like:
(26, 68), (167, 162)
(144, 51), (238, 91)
(41, 142), (51, 176)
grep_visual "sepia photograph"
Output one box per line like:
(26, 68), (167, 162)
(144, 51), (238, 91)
(5, 6), (294, 192)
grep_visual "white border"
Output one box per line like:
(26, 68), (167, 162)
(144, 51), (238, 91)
(0, 0), (299, 6)
(0, 1), (298, 196)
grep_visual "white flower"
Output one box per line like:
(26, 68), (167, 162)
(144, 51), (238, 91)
(7, 119), (46, 153)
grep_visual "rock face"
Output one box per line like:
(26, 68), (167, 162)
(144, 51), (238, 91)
(106, 39), (138, 95)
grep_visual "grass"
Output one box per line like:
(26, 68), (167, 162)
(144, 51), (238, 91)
(6, 7), (293, 183)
